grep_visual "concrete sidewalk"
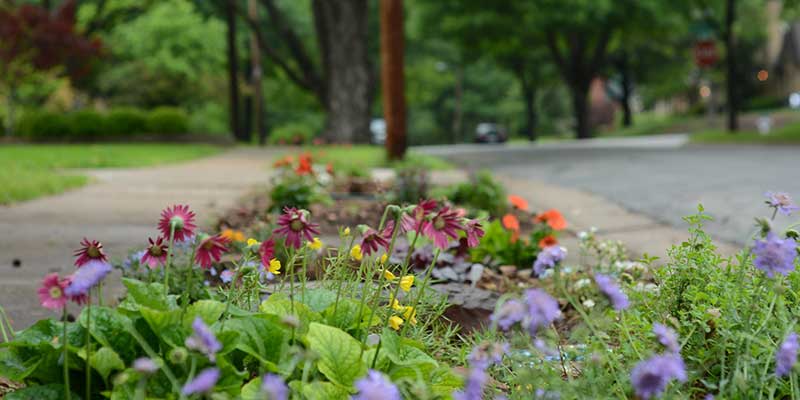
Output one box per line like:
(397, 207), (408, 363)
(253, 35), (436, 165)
(0, 147), (278, 330)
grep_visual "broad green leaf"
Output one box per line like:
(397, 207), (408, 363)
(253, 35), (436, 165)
(299, 288), (338, 312)
(139, 306), (184, 348)
(299, 381), (350, 400)
(323, 298), (379, 332)
(240, 377), (263, 400)
(259, 294), (321, 336)
(3, 319), (60, 349)
(122, 278), (175, 311)
(0, 348), (42, 381)
(306, 322), (367, 387)
(4, 384), (77, 400)
(428, 366), (464, 397)
(90, 347), (125, 381)
(388, 361), (437, 382)
(221, 315), (288, 368)
(79, 307), (138, 361)
(182, 300), (225, 330)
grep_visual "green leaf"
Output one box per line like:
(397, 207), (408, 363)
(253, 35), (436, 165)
(428, 366), (464, 397)
(299, 381), (350, 400)
(79, 307), (138, 361)
(323, 298), (379, 332)
(380, 328), (436, 367)
(122, 278), (175, 311)
(259, 294), (321, 336)
(182, 300), (225, 330)
(221, 315), (288, 369)
(300, 288), (338, 312)
(240, 377), (263, 400)
(0, 348), (42, 381)
(90, 347), (125, 381)
(138, 306), (184, 348)
(4, 384), (77, 400)
(306, 322), (367, 387)
(3, 319), (60, 349)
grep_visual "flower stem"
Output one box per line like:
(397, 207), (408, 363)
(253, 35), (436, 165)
(401, 248), (441, 336)
(63, 304), (71, 400)
(164, 225), (176, 295)
(85, 293), (92, 400)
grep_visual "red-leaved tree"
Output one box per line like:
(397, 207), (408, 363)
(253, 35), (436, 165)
(0, 0), (102, 135)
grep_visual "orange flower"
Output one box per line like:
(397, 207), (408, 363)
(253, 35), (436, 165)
(273, 155), (293, 168)
(508, 195), (529, 211)
(295, 153), (313, 175)
(502, 213), (520, 231)
(535, 209), (567, 231)
(325, 163), (334, 175)
(538, 235), (558, 248)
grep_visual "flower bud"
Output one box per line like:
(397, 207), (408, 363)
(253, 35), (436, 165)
(169, 347), (188, 364)
(786, 229), (800, 240)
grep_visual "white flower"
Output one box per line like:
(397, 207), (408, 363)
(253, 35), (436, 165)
(582, 299), (596, 308)
(574, 278), (591, 289)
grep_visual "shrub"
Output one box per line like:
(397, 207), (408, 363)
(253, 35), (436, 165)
(392, 164), (429, 204)
(448, 170), (508, 216)
(268, 121), (318, 145)
(146, 106), (189, 135)
(106, 107), (148, 137)
(68, 110), (109, 140)
(15, 111), (72, 141)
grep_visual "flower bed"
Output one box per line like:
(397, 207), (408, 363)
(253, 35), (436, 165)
(3, 158), (800, 398)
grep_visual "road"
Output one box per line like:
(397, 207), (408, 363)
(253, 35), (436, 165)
(418, 135), (800, 246)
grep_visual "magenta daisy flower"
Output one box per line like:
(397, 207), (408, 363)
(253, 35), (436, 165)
(38, 273), (68, 310)
(463, 219), (485, 248)
(195, 234), (230, 269)
(273, 207), (319, 249)
(360, 225), (392, 256)
(158, 204), (197, 242)
(140, 237), (168, 269)
(423, 206), (464, 249)
(74, 238), (108, 268)
(259, 237), (276, 266)
(402, 199), (438, 233)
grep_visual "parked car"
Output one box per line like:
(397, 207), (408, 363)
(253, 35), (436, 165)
(370, 118), (386, 145)
(474, 123), (508, 143)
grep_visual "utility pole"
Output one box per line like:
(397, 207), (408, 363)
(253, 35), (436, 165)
(380, 0), (407, 160)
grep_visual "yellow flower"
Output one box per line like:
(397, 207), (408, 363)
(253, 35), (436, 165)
(350, 244), (363, 261)
(380, 253), (388, 264)
(403, 307), (417, 326)
(308, 237), (323, 250)
(389, 298), (404, 311)
(269, 258), (281, 275)
(221, 229), (234, 240)
(343, 227), (351, 236)
(383, 270), (397, 281)
(232, 231), (245, 242)
(389, 316), (404, 330)
(246, 238), (260, 247)
(399, 275), (414, 292)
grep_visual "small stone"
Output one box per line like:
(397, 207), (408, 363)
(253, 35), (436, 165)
(517, 269), (532, 280)
(467, 264), (484, 287)
(432, 267), (460, 282)
(498, 265), (517, 277)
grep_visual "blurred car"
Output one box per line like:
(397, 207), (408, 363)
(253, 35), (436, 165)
(474, 123), (508, 143)
(370, 118), (386, 145)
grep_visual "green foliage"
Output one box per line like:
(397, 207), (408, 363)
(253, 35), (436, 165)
(106, 108), (148, 137)
(269, 175), (330, 212)
(392, 165), (430, 205)
(68, 110), (108, 140)
(447, 171), (507, 216)
(16, 111), (72, 142)
(145, 107), (189, 135)
(268, 121), (320, 145)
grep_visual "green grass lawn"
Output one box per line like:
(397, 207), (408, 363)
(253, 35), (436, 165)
(0, 144), (220, 204)
(691, 122), (800, 145)
(304, 145), (452, 173)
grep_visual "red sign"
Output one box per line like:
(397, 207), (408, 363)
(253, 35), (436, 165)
(694, 40), (718, 68)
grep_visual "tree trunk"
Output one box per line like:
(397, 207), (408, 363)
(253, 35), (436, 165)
(243, 49), (253, 141)
(452, 66), (464, 143)
(570, 82), (592, 140)
(519, 74), (538, 141)
(725, 0), (739, 132)
(249, 0), (267, 145)
(380, 0), (406, 160)
(618, 52), (633, 127)
(312, 0), (372, 143)
(225, 0), (243, 141)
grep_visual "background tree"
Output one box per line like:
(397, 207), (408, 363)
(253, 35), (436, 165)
(381, 0), (407, 160)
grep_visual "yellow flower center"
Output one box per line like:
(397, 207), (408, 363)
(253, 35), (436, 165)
(150, 246), (163, 256)
(49, 286), (63, 299)
(433, 216), (445, 230)
(290, 219), (304, 232)
(87, 245), (100, 258)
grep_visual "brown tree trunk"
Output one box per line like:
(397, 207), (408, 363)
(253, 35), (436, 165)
(225, 0), (243, 141)
(381, 0), (406, 160)
(570, 82), (592, 140)
(312, 0), (373, 143)
(725, 0), (739, 132)
(515, 67), (538, 141)
(618, 52), (633, 127)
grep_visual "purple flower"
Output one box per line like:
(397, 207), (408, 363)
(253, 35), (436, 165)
(360, 225), (392, 256)
(181, 368), (219, 395)
(452, 366), (487, 400)
(753, 232), (797, 278)
(220, 269), (235, 284)
(64, 260), (112, 297)
(353, 370), (401, 400)
(533, 246), (567, 276)
(261, 373), (288, 400)
(525, 288), (561, 334)
(653, 323), (680, 354)
(630, 354), (687, 399)
(464, 219), (485, 248)
(133, 357), (159, 374)
(185, 317), (222, 362)
(423, 206), (464, 249)
(491, 299), (526, 331)
(273, 207), (319, 249)
(594, 274), (630, 311)
(468, 342), (508, 369)
(776, 332), (799, 377)
(765, 192), (800, 216)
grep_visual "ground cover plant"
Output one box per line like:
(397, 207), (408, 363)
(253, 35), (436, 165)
(0, 144), (220, 204)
